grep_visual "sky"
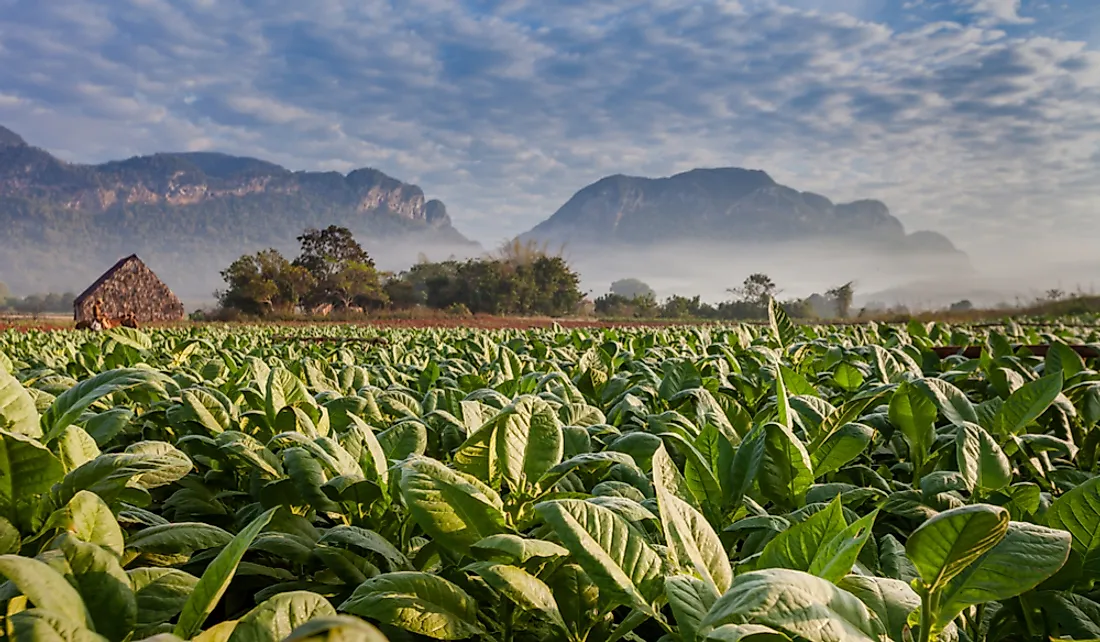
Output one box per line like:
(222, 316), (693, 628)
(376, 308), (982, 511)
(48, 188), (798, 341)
(0, 0), (1098, 262)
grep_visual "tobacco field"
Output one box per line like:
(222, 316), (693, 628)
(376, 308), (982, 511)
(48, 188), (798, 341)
(2, 306), (1100, 642)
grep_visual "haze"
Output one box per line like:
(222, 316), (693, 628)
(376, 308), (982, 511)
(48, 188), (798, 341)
(1, 0), (1098, 307)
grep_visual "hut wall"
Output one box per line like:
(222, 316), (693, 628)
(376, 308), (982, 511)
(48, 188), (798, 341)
(74, 259), (185, 323)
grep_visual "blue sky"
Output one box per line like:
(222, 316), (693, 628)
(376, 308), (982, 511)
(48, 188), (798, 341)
(0, 0), (1097, 256)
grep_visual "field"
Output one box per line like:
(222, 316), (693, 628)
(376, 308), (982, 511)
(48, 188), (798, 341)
(1, 304), (1100, 642)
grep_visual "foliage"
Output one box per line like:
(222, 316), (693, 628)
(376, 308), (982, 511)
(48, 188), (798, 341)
(3, 311), (1100, 640)
(609, 278), (656, 300)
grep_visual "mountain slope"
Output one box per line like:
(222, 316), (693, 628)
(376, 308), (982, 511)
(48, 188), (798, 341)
(0, 126), (476, 299)
(522, 167), (962, 257)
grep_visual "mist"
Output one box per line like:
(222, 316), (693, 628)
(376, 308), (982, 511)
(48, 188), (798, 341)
(7, 232), (1099, 315)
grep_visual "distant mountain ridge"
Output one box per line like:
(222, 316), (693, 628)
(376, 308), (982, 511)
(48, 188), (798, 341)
(0, 125), (475, 297)
(522, 167), (963, 257)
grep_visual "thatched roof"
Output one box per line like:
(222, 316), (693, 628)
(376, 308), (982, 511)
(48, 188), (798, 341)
(74, 255), (185, 322)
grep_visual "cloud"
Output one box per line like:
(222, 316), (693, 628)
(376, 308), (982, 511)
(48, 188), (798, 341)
(0, 0), (1097, 269)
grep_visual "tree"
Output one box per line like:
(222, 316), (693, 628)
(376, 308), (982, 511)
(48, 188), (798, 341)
(728, 273), (779, 306)
(294, 225), (374, 283)
(826, 281), (855, 318)
(217, 249), (310, 315)
(610, 278), (656, 301)
(292, 225), (384, 310)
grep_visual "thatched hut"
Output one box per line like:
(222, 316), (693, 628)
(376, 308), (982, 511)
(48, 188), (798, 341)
(74, 255), (185, 324)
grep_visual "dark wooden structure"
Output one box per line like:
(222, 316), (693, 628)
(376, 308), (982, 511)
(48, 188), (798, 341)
(74, 255), (185, 324)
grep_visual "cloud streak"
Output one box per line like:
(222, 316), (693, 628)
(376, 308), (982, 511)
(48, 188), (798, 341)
(0, 0), (1097, 264)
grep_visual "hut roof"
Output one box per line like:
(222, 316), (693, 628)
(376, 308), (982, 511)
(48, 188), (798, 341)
(74, 254), (144, 305)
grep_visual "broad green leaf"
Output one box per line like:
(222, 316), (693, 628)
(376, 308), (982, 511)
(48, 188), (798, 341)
(318, 526), (411, 572)
(173, 507), (278, 639)
(955, 423), (1012, 494)
(465, 562), (567, 633)
(760, 497), (848, 572)
(535, 499), (664, 614)
(768, 298), (800, 352)
(42, 369), (169, 441)
(812, 423), (874, 478)
(490, 396), (564, 491)
(705, 624), (789, 642)
(808, 511), (878, 583)
(1047, 475), (1100, 578)
(0, 430), (65, 526)
(46, 491), (125, 558)
(933, 521), (1070, 633)
(339, 571), (483, 640)
(996, 373), (1063, 434)
(128, 568), (199, 629)
(0, 370), (40, 437)
(0, 554), (91, 629)
(282, 616), (390, 642)
(57, 533), (137, 642)
(226, 591), (336, 642)
(126, 522), (232, 556)
(760, 423), (814, 509)
(469, 534), (569, 565)
(7, 609), (107, 642)
(666, 575), (719, 642)
(653, 446), (732, 594)
(700, 568), (886, 642)
(398, 457), (509, 555)
(913, 379), (977, 427)
(836, 576), (919, 642)
(889, 382), (937, 460)
(904, 504), (1009, 590)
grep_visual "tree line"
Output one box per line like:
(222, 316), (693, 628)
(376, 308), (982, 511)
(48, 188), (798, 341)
(0, 282), (76, 315)
(216, 227), (584, 318)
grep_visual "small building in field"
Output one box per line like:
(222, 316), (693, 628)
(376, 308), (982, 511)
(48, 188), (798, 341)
(74, 255), (186, 324)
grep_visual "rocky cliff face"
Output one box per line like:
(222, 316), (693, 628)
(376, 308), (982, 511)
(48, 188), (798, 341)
(0, 126), (474, 297)
(523, 167), (961, 257)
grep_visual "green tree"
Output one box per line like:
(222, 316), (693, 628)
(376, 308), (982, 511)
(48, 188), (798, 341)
(293, 225), (384, 310)
(729, 273), (779, 306)
(217, 249), (309, 315)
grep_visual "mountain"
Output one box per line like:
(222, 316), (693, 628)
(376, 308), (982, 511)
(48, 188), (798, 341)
(522, 167), (964, 258)
(0, 126), (477, 299)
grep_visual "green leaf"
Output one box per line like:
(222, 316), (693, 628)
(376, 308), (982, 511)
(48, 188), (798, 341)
(282, 616), (389, 642)
(768, 298), (800, 352)
(0, 430), (65, 526)
(836, 576), (920, 642)
(704, 624), (789, 642)
(1046, 475), (1100, 578)
(469, 534), (569, 565)
(265, 369), (314, 428)
(760, 423), (814, 509)
(173, 507), (278, 640)
(812, 423), (874, 478)
(464, 562), (567, 633)
(42, 369), (169, 442)
(7, 609), (107, 642)
(226, 591), (337, 642)
(54, 427), (101, 472)
(317, 526), (411, 572)
(0, 370), (40, 438)
(700, 568), (886, 642)
(398, 457), (509, 555)
(889, 382), (937, 459)
(808, 511), (878, 583)
(0, 554), (91, 629)
(46, 491), (125, 558)
(666, 575), (719, 642)
(760, 496), (847, 572)
(490, 396), (564, 491)
(932, 521), (1070, 633)
(913, 379), (977, 427)
(955, 423), (1012, 494)
(128, 568), (199, 629)
(56, 533), (137, 642)
(339, 571), (483, 640)
(653, 446), (732, 594)
(535, 498), (664, 614)
(904, 504), (1009, 591)
(996, 373), (1063, 434)
(125, 523), (232, 557)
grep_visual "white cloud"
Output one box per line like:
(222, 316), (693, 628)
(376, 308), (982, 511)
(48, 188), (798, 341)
(0, 0), (1097, 263)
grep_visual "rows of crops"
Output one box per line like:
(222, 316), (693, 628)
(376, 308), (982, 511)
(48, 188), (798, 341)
(1, 306), (1100, 642)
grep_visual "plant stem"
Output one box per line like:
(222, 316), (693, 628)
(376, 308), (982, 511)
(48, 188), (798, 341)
(918, 590), (937, 642)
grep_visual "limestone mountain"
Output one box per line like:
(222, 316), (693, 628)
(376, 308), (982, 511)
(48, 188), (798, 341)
(522, 167), (964, 258)
(0, 126), (475, 298)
